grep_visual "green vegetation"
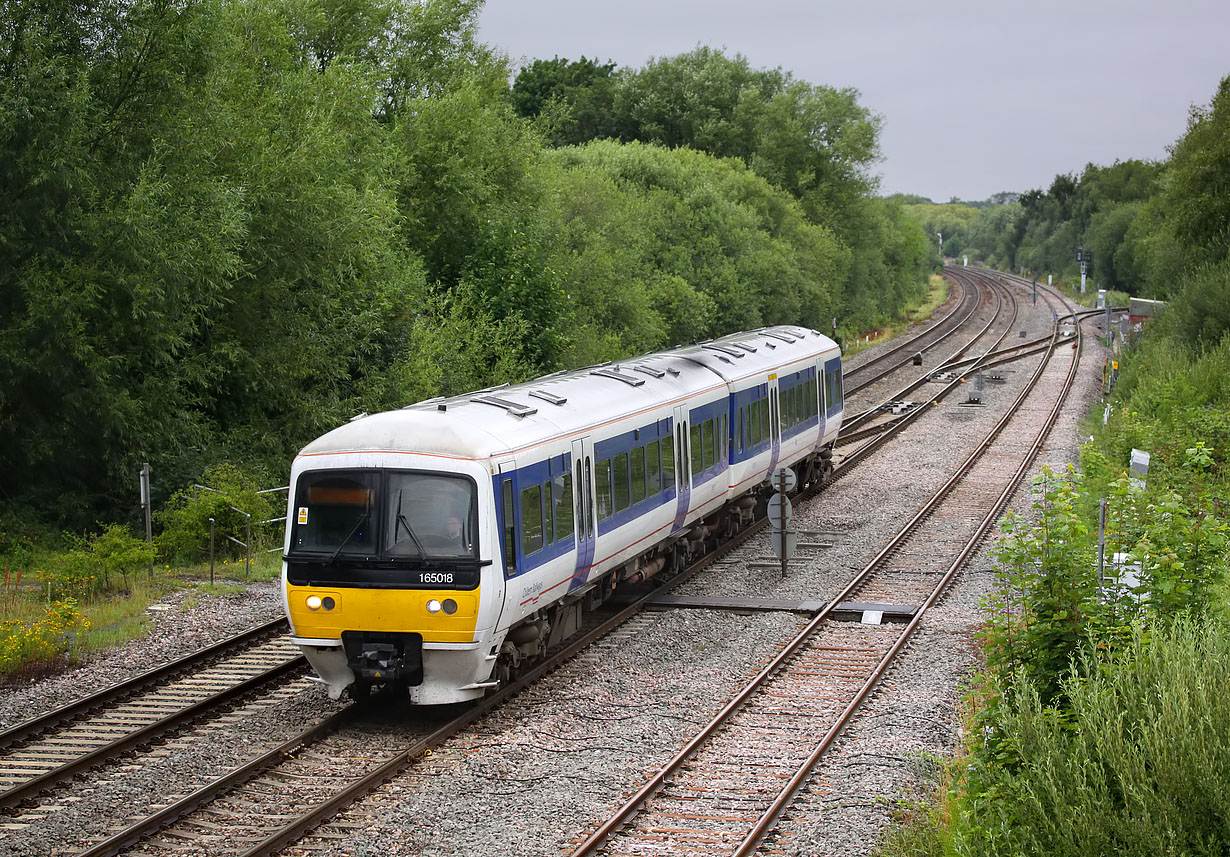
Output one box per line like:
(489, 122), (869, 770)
(0, 0), (939, 680)
(878, 76), (1230, 856)
(1, 0), (932, 536)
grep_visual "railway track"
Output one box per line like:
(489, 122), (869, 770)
(565, 276), (1084, 857)
(841, 269), (977, 395)
(0, 619), (301, 816)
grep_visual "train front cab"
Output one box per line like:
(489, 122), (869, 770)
(282, 457), (505, 704)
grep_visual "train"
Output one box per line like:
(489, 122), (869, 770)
(281, 325), (844, 704)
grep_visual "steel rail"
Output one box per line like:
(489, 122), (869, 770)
(733, 273), (1086, 857)
(843, 267), (980, 394)
(3, 656), (306, 812)
(0, 617), (288, 751)
(842, 270), (1010, 434)
(72, 466), (830, 857)
(570, 274), (1075, 857)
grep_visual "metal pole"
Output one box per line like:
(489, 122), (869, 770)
(779, 490), (788, 580)
(140, 463), (153, 579)
(245, 514), (251, 578)
(209, 517), (215, 586)
(1097, 498), (1107, 589)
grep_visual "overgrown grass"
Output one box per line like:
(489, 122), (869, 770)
(0, 546), (283, 684)
(846, 274), (949, 356)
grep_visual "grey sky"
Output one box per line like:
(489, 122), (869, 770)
(477, 0), (1229, 202)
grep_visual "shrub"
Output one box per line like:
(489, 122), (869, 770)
(961, 620), (1230, 857)
(156, 463), (277, 563)
(0, 599), (91, 679)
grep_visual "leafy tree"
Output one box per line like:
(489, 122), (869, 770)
(509, 56), (620, 146)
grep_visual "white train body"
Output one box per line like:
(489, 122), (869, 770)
(282, 326), (843, 704)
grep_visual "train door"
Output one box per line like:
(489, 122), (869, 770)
(767, 374), (782, 474)
(567, 437), (597, 592)
(496, 458), (518, 580)
(816, 359), (827, 446)
(671, 404), (690, 533)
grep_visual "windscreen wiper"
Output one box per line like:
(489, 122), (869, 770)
(329, 512), (370, 562)
(395, 490), (429, 561)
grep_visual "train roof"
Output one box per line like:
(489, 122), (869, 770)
(297, 326), (839, 464)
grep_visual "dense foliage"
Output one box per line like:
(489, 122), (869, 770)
(0, 1), (933, 533)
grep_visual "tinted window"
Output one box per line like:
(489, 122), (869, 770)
(647, 440), (660, 494)
(292, 472), (377, 556)
(596, 458), (612, 520)
(502, 479), (515, 575)
(661, 434), (674, 489)
(703, 419), (714, 469)
(690, 423), (702, 474)
(613, 452), (630, 512)
(556, 471), (573, 542)
(521, 484), (543, 555)
(631, 446), (646, 504)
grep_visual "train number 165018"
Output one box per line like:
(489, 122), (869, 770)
(419, 572), (454, 585)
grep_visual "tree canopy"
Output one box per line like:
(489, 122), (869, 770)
(1, 0), (931, 529)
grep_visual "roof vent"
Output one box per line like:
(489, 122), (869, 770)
(529, 390), (567, 405)
(471, 395), (538, 417)
(591, 368), (645, 387)
(633, 365), (666, 379)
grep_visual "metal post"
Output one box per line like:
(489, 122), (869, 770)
(209, 517), (216, 585)
(140, 463), (153, 579)
(779, 489), (788, 580)
(1032, 280), (1037, 305)
(1097, 498), (1107, 589)
(245, 514), (251, 578)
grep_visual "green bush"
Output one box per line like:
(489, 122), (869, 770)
(0, 599), (91, 679)
(156, 463), (277, 563)
(961, 620), (1230, 856)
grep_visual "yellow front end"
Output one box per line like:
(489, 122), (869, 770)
(286, 582), (497, 704)
(286, 583), (480, 642)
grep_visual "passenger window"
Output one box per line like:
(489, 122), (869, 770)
(631, 446), (646, 504)
(584, 457), (593, 537)
(703, 419), (714, 469)
(501, 479), (515, 576)
(521, 484), (543, 555)
(751, 399), (762, 447)
(737, 407), (744, 454)
(613, 452), (630, 512)
(690, 422), (702, 475)
(720, 413), (727, 461)
(661, 435), (674, 490)
(647, 440), (660, 494)
(556, 471), (573, 542)
(542, 480), (553, 546)
(595, 458), (612, 520)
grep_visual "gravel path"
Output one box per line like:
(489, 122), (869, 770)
(0, 278), (1107, 857)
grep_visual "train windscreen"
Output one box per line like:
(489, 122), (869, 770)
(286, 469), (483, 588)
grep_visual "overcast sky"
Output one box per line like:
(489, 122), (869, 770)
(477, 0), (1229, 202)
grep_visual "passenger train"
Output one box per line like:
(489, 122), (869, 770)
(281, 326), (843, 704)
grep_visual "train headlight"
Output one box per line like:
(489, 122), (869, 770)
(442, 598), (458, 615)
(427, 599), (443, 614)
(306, 595), (323, 611)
